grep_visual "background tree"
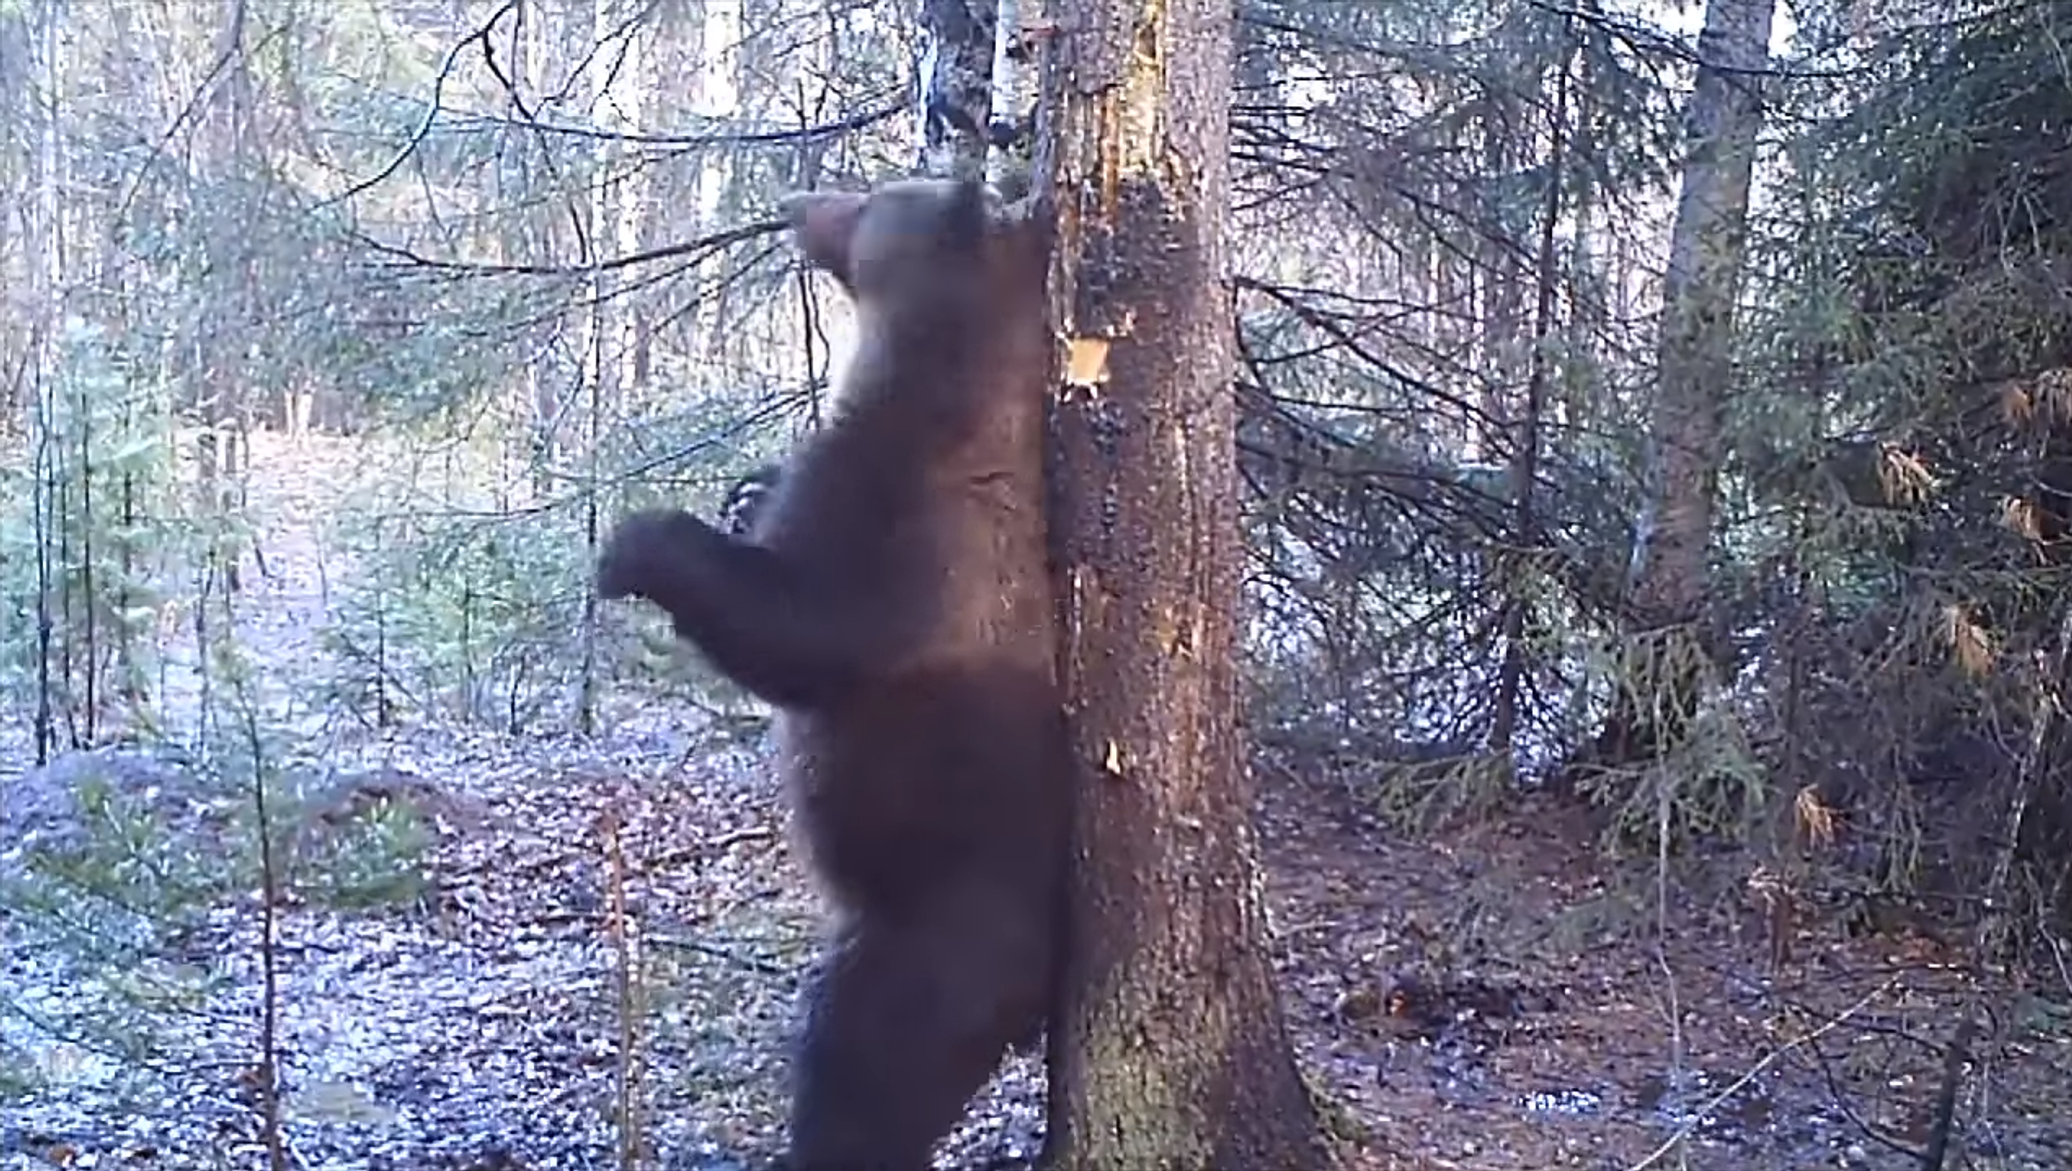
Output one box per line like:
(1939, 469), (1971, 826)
(1572, 0), (1779, 793)
(1040, 0), (1328, 1163)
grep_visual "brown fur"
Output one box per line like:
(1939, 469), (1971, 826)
(595, 177), (1066, 1171)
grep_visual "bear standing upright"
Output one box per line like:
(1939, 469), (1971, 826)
(595, 177), (1067, 1170)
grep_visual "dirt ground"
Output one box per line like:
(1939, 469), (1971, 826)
(4, 431), (2069, 1170)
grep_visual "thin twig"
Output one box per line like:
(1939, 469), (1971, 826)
(1626, 977), (1900, 1171)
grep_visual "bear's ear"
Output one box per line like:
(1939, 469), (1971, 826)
(781, 190), (868, 285)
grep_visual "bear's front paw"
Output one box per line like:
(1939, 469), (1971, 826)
(596, 508), (692, 600)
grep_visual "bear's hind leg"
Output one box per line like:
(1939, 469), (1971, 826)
(786, 890), (1051, 1170)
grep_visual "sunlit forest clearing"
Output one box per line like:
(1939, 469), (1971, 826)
(4, 0), (2072, 1167)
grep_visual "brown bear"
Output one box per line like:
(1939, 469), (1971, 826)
(595, 177), (1067, 1170)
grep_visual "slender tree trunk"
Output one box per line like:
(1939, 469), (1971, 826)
(1491, 33), (1576, 756)
(918, 0), (997, 176)
(1574, 0), (1776, 779)
(25, 0), (65, 761)
(1038, 0), (1327, 1164)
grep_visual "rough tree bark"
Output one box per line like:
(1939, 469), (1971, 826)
(1575, 0), (1776, 778)
(1035, 0), (1329, 1165)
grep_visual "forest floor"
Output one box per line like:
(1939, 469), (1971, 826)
(5, 431), (2071, 1171)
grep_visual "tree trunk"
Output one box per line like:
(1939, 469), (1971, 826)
(1037, 0), (1328, 1165)
(918, 0), (998, 176)
(1575, 0), (1776, 778)
(1489, 43), (1572, 758)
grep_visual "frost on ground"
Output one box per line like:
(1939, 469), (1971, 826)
(3, 728), (803, 1168)
(4, 433), (2070, 1171)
